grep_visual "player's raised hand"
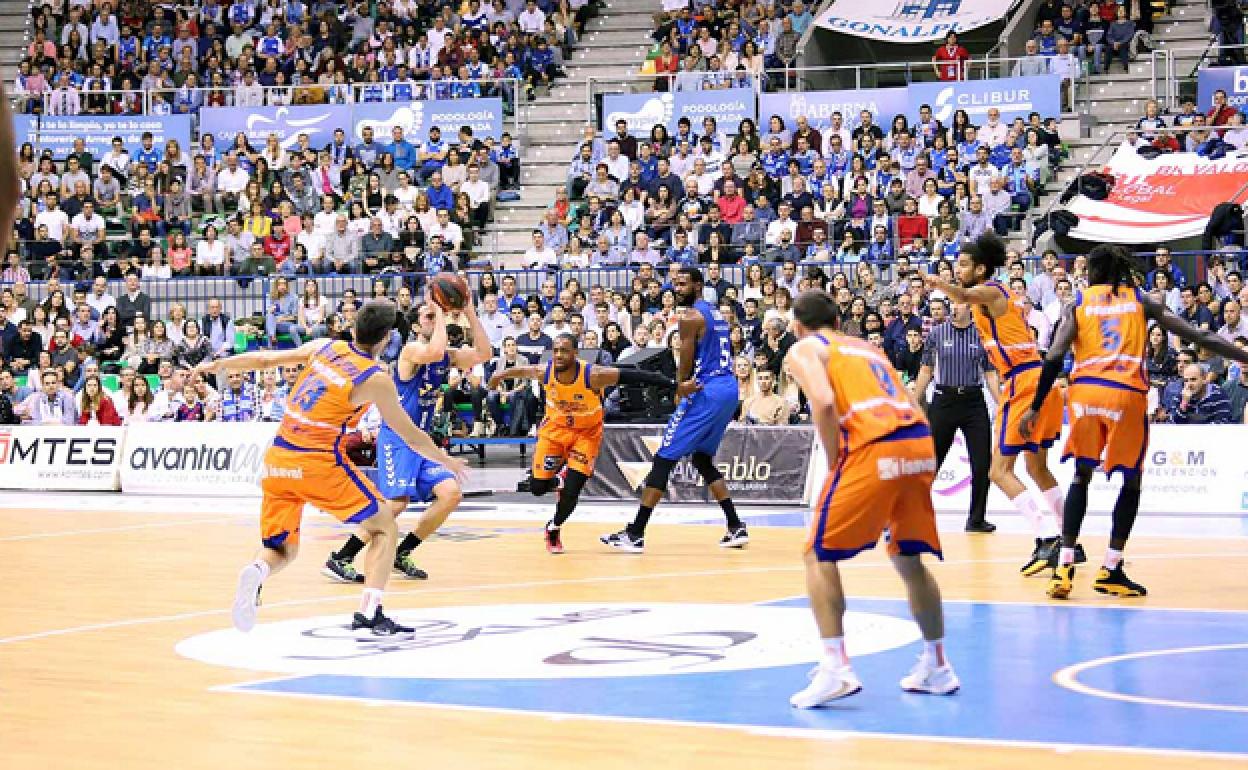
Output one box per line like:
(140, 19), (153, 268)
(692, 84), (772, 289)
(923, 273), (948, 292)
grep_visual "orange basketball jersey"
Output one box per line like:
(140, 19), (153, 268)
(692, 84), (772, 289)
(1070, 285), (1149, 393)
(276, 340), (381, 451)
(817, 333), (926, 453)
(973, 280), (1042, 377)
(540, 359), (604, 431)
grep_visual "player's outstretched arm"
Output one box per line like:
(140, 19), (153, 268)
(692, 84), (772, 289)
(450, 300), (494, 370)
(923, 274), (1009, 314)
(1023, 302), (1077, 438)
(590, 366), (677, 390)
(487, 364), (545, 390)
(193, 340), (323, 379)
(355, 371), (469, 483)
(784, 337), (841, 466)
(1144, 296), (1248, 365)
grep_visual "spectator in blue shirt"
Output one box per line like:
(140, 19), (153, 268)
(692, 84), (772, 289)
(425, 170), (454, 211)
(415, 126), (446, 181)
(134, 131), (162, 173)
(1170, 363), (1233, 424)
(788, 0), (813, 35)
(1146, 246), (1187, 289)
(388, 125), (418, 172)
(1178, 285), (1215, 330)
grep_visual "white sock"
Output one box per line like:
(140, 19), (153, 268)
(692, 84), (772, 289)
(1104, 548), (1124, 569)
(1059, 547), (1076, 566)
(822, 637), (849, 667)
(1011, 491), (1056, 537)
(252, 559), (271, 582)
(1041, 485), (1066, 523)
(359, 588), (383, 617)
(923, 639), (946, 666)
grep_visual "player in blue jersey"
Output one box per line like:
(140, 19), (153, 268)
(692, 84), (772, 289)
(324, 299), (492, 582)
(601, 267), (748, 553)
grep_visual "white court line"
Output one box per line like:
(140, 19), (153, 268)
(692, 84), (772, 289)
(0, 518), (236, 542)
(3, 552), (1248, 647)
(208, 682), (1248, 763)
(1053, 643), (1248, 714)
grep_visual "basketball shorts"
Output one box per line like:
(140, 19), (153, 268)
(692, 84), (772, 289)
(533, 421), (603, 479)
(807, 424), (942, 563)
(657, 375), (739, 460)
(997, 365), (1064, 457)
(260, 441), (384, 551)
(1061, 382), (1149, 477)
(375, 426), (458, 501)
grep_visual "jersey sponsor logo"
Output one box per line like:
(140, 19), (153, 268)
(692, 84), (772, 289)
(177, 603), (920, 679)
(876, 456), (937, 481)
(1071, 402), (1123, 422)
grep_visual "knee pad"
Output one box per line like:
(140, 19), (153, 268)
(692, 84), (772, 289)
(643, 456), (677, 491)
(530, 477), (557, 496)
(691, 452), (722, 484)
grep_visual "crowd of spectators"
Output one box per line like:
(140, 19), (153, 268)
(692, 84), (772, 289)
(4, 243), (1247, 431)
(13, 0), (592, 114)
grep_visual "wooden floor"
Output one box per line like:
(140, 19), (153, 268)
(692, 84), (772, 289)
(3, 501), (1248, 769)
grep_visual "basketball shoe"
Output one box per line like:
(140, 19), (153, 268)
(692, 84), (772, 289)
(323, 555), (365, 583)
(790, 664), (862, 708)
(1020, 536), (1059, 576)
(1093, 566), (1147, 597)
(231, 563), (264, 632)
(900, 653), (961, 695)
(351, 607), (415, 635)
(600, 529), (645, 553)
(719, 525), (750, 548)
(545, 521), (564, 554)
(1048, 564), (1076, 599)
(393, 552), (429, 579)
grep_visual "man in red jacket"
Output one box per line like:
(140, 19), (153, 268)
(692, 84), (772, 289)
(262, 224), (294, 268)
(932, 32), (969, 81)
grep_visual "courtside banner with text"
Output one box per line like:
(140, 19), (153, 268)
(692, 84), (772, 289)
(1065, 145), (1248, 243)
(199, 104), (350, 152)
(1197, 66), (1248, 111)
(602, 89), (758, 137)
(0, 425), (123, 491)
(759, 88), (911, 133)
(931, 425), (1248, 515)
(907, 74), (1061, 124)
(814, 0), (1013, 42)
(13, 114), (192, 160)
(120, 422), (279, 496)
(352, 98), (505, 141)
(584, 424), (814, 504)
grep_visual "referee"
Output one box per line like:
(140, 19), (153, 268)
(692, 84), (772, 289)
(912, 299), (1001, 533)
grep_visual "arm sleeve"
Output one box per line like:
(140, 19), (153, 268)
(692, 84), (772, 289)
(616, 368), (676, 388)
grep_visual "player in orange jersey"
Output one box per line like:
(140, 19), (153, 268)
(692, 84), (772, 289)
(784, 290), (958, 708)
(488, 334), (676, 553)
(1022, 245), (1248, 599)
(194, 301), (469, 635)
(925, 234), (1070, 577)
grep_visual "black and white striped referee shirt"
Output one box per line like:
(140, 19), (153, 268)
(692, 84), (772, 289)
(921, 321), (992, 387)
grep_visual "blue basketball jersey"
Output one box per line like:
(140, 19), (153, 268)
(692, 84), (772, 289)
(691, 300), (733, 383)
(393, 352), (450, 432)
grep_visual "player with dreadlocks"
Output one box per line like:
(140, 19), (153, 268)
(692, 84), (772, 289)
(1021, 245), (1248, 598)
(925, 234), (1070, 577)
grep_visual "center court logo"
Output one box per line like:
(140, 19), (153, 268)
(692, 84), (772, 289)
(176, 603), (920, 679)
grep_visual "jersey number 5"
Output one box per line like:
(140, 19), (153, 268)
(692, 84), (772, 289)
(290, 376), (327, 411)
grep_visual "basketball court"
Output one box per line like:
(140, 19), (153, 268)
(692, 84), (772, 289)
(3, 491), (1248, 769)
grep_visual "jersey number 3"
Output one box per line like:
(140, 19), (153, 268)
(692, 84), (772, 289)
(291, 376), (328, 411)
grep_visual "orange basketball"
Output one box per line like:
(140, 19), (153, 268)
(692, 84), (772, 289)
(430, 273), (470, 311)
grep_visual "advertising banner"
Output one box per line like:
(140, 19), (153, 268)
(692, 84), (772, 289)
(198, 104), (350, 152)
(907, 74), (1061, 125)
(1196, 66), (1248, 112)
(0, 425), (123, 491)
(815, 0), (1013, 43)
(1065, 145), (1248, 243)
(584, 424), (814, 504)
(759, 88), (911, 133)
(602, 89), (758, 137)
(931, 425), (1248, 515)
(13, 114), (192, 159)
(352, 97), (506, 142)
(119, 421), (278, 497)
